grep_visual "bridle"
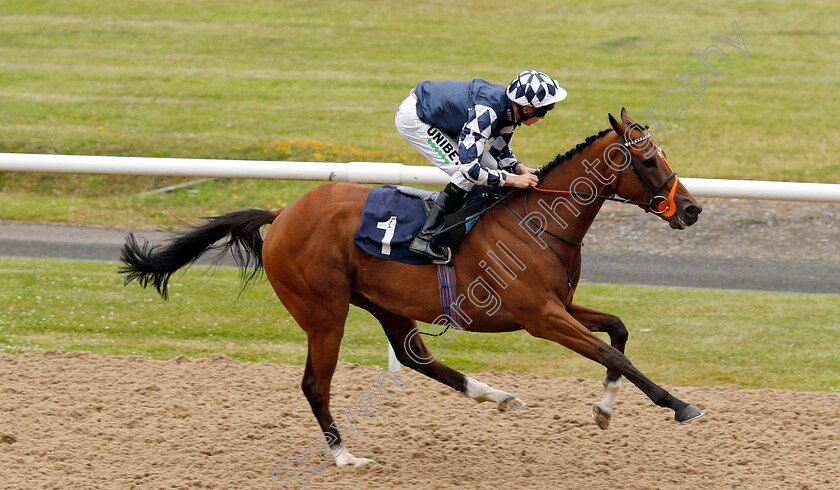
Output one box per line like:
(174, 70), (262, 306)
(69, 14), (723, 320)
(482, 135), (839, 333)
(529, 125), (679, 217)
(619, 125), (679, 218)
(499, 124), (681, 287)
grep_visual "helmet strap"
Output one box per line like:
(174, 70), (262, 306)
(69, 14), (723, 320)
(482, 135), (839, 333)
(513, 103), (527, 126)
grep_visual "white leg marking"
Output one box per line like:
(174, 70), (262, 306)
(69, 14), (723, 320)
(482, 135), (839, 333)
(598, 378), (622, 414)
(465, 377), (508, 404)
(332, 444), (375, 467)
(465, 377), (525, 412)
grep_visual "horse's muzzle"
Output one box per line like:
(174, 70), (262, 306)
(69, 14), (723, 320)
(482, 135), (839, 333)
(668, 198), (702, 229)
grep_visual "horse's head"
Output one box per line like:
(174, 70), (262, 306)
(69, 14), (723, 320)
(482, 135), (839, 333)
(608, 108), (702, 229)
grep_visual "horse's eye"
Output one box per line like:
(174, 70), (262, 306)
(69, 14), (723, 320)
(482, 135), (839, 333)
(642, 158), (657, 168)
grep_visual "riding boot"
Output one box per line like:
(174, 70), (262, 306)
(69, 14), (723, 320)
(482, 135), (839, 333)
(409, 183), (468, 264)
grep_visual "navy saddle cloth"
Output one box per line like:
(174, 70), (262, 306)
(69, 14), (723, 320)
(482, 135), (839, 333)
(354, 185), (490, 265)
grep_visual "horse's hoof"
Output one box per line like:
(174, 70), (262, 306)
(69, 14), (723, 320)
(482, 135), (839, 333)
(498, 395), (526, 412)
(333, 446), (376, 468)
(675, 404), (705, 423)
(591, 402), (612, 430)
(336, 456), (375, 467)
(348, 456), (375, 467)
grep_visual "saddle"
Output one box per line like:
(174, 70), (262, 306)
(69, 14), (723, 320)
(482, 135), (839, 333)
(394, 185), (436, 214)
(354, 185), (495, 265)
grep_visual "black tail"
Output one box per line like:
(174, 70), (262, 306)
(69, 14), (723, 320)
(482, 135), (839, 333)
(120, 209), (278, 299)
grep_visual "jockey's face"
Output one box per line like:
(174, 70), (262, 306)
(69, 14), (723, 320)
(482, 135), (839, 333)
(519, 106), (546, 126)
(522, 113), (543, 126)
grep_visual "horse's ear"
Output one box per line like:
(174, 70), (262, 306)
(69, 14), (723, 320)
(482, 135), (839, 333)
(620, 107), (636, 125)
(609, 113), (624, 134)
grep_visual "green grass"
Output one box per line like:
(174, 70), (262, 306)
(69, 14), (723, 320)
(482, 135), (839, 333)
(2, 257), (838, 392)
(1, 0), (839, 226)
(1, 3), (838, 393)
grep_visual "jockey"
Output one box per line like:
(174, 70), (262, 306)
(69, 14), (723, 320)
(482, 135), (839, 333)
(395, 70), (567, 264)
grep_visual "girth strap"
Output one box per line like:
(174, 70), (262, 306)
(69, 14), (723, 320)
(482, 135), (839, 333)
(435, 264), (463, 329)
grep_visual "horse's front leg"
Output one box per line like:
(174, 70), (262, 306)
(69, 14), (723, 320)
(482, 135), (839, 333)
(523, 301), (704, 425)
(566, 302), (628, 429)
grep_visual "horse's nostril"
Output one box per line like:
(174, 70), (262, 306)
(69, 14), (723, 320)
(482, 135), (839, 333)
(686, 205), (701, 217)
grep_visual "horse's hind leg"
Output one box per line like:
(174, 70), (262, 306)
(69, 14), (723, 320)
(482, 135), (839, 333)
(266, 268), (374, 467)
(567, 302), (628, 429)
(298, 312), (375, 468)
(352, 295), (525, 412)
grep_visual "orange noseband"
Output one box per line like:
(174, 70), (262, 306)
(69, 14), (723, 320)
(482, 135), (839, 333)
(651, 150), (678, 218)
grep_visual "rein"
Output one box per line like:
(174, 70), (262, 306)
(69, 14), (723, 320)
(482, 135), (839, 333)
(528, 128), (679, 216)
(495, 126), (681, 287)
(429, 124), (680, 289)
(529, 186), (649, 207)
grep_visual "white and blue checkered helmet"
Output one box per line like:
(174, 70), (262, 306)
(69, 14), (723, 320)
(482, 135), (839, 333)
(506, 70), (567, 108)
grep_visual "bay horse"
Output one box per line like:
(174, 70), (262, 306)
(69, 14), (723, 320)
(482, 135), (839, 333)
(120, 109), (704, 467)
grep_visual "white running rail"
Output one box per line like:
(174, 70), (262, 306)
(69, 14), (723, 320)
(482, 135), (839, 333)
(2, 153), (840, 202)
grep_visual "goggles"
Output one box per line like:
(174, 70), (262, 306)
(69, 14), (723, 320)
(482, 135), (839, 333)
(526, 102), (555, 119)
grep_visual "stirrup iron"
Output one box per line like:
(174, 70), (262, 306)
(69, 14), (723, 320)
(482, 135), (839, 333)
(431, 247), (453, 266)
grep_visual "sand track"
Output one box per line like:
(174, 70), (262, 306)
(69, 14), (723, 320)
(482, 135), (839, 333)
(1, 350), (838, 489)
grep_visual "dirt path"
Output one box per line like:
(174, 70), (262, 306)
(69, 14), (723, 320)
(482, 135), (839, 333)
(4, 196), (840, 294)
(1, 351), (837, 489)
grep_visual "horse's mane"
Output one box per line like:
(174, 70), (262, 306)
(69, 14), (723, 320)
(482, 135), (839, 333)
(535, 128), (615, 178)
